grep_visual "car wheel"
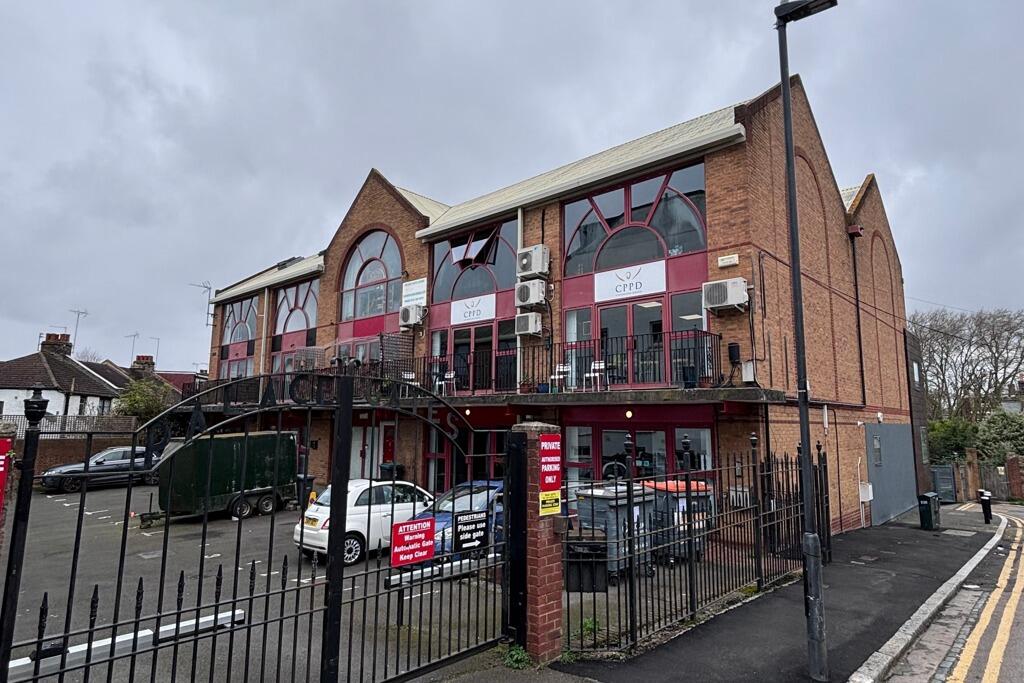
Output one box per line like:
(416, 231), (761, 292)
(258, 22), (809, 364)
(256, 494), (276, 515)
(230, 497), (255, 519)
(143, 471), (159, 486)
(343, 533), (365, 566)
(60, 477), (81, 493)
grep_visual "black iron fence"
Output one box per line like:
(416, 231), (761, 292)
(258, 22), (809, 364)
(561, 437), (831, 653)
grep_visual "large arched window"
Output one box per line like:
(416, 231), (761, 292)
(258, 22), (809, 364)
(431, 218), (517, 303)
(221, 296), (259, 344)
(275, 279), (319, 333)
(340, 231), (403, 320)
(563, 163), (706, 276)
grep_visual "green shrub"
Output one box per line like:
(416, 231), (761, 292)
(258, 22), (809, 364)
(502, 644), (532, 670)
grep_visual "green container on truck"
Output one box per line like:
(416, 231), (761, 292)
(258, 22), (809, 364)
(139, 431), (299, 527)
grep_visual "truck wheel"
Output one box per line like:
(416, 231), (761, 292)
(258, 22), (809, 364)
(231, 497), (255, 519)
(61, 477), (81, 493)
(143, 472), (159, 485)
(257, 494), (276, 515)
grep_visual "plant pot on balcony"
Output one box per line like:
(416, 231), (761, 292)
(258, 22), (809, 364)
(699, 377), (715, 388)
(537, 382), (550, 394)
(519, 381), (536, 394)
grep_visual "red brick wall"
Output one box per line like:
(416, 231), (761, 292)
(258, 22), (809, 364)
(15, 437), (135, 475)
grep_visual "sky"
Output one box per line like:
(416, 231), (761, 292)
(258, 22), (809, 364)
(2, 1), (1022, 371)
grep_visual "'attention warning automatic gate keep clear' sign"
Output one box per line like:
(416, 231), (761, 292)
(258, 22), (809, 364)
(539, 433), (562, 516)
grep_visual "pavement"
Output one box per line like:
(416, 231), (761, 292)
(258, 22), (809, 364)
(425, 506), (999, 683)
(886, 502), (1024, 682)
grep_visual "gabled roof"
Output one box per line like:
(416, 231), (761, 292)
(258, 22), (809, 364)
(83, 361), (131, 390)
(212, 252), (324, 304)
(395, 186), (449, 224)
(414, 104), (746, 239)
(841, 174), (875, 216)
(0, 351), (119, 398)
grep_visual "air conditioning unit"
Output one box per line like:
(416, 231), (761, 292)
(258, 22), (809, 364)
(702, 277), (749, 312)
(515, 280), (547, 308)
(292, 347), (325, 371)
(399, 304), (426, 329)
(517, 245), (550, 280)
(515, 312), (543, 336)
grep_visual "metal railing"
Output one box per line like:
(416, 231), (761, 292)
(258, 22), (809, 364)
(0, 414), (137, 439)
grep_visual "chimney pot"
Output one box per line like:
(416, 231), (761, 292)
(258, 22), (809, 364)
(40, 332), (73, 356)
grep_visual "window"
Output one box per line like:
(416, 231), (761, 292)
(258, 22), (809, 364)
(219, 357), (255, 379)
(431, 219), (517, 303)
(912, 361), (921, 389)
(673, 428), (713, 471)
(671, 292), (705, 332)
(77, 397), (88, 415)
(873, 435), (883, 466)
(920, 426), (930, 465)
(221, 296), (259, 344)
(563, 163), (706, 276)
(275, 280), (319, 333)
(98, 398), (111, 415)
(340, 231), (403, 320)
(355, 486), (391, 507)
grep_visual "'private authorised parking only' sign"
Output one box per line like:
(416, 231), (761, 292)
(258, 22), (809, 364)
(390, 518), (435, 568)
(453, 510), (488, 553)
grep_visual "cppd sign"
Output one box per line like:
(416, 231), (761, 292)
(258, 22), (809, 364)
(449, 293), (496, 325)
(594, 260), (667, 302)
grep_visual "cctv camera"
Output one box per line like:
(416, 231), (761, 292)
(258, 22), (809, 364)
(876, 412), (884, 423)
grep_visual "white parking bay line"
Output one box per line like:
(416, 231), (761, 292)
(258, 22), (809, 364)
(97, 516), (111, 520)
(84, 509), (110, 516)
(141, 531), (164, 537)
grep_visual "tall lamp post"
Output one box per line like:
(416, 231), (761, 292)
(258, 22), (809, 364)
(774, 1), (837, 681)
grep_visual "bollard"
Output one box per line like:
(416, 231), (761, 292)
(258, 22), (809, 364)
(980, 491), (992, 525)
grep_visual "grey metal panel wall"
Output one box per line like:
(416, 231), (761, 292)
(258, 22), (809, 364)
(865, 424), (917, 525)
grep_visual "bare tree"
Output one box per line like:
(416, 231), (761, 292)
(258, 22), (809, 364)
(74, 346), (105, 363)
(910, 309), (1024, 421)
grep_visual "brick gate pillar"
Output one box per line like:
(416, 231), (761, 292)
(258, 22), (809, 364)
(1006, 454), (1024, 500)
(965, 447), (981, 497)
(511, 421), (563, 663)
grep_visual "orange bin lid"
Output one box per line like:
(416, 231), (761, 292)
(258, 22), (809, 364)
(643, 480), (711, 493)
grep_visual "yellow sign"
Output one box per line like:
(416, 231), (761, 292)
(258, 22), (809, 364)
(539, 490), (561, 516)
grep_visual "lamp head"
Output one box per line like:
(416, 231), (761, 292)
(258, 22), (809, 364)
(775, 0), (837, 24)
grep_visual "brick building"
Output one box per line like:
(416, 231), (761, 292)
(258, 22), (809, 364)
(199, 77), (924, 530)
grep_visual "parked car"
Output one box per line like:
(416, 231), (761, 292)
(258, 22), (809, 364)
(293, 479), (434, 566)
(40, 447), (158, 493)
(410, 480), (504, 559)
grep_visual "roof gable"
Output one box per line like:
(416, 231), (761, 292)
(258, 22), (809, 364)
(0, 352), (119, 397)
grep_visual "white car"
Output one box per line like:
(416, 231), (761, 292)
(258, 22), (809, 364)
(293, 479), (434, 566)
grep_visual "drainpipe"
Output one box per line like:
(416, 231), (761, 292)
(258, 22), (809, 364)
(849, 232), (867, 406)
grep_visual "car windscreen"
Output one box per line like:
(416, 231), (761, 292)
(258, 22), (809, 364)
(433, 486), (496, 514)
(315, 487), (332, 506)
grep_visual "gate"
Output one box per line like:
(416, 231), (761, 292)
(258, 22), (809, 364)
(980, 464), (1009, 500)
(0, 369), (515, 682)
(931, 464), (958, 503)
(560, 435), (831, 653)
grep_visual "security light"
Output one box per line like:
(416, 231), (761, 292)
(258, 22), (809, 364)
(775, 0), (837, 24)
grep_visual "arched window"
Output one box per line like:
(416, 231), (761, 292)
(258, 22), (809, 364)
(221, 296), (258, 344)
(563, 163), (706, 276)
(431, 218), (517, 303)
(275, 279), (319, 333)
(340, 231), (403, 320)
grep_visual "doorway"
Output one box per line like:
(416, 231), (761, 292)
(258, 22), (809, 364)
(598, 299), (665, 386)
(599, 428), (667, 479)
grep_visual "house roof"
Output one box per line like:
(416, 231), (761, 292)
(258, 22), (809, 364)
(414, 104), (746, 240)
(395, 186), (449, 224)
(83, 361), (131, 389)
(0, 351), (119, 398)
(212, 253), (324, 304)
(841, 174), (875, 216)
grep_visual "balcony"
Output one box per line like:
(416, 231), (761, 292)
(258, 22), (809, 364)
(404, 329), (723, 397)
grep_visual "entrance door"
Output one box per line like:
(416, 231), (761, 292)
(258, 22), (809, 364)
(599, 299), (664, 386)
(453, 324), (495, 392)
(599, 428), (667, 479)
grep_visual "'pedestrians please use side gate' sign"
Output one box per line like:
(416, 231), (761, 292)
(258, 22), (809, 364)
(539, 433), (562, 516)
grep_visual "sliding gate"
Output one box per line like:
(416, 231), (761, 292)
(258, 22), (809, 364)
(0, 370), (515, 682)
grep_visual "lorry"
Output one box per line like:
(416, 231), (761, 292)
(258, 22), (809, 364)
(139, 430), (299, 528)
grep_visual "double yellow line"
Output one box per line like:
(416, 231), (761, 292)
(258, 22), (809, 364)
(956, 502), (976, 512)
(948, 515), (1023, 682)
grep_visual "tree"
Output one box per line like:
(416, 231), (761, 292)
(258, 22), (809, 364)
(927, 418), (978, 463)
(977, 410), (1024, 464)
(114, 379), (176, 423)
(910, 309), (1024, 422)
(74, 347), (104, 363)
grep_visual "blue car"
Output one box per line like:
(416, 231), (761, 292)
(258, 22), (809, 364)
(411, 480), (504, 559)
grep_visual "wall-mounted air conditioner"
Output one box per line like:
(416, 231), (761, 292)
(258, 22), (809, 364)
(702, 277), (749, 312)
(515, 312), (543, 336)
(517, 245), (550, 280)
(399, 304), (427, 329)
(515, 280), (547, 308)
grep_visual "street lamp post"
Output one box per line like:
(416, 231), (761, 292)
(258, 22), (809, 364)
(774, 1), (837, 681)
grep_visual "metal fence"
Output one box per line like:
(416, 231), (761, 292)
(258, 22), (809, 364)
(0, 414), (137, 439)
(561, 437), (830, 653)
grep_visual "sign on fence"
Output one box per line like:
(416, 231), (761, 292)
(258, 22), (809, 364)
(453, 510), (488, 553)
(539, 433), (562, 516)
(390, 518), (436, 568)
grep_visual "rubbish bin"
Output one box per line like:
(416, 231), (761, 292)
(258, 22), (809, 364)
(918, 492), (940, 531)
(644, 479), (716, 563)
(565, 528), (609, 592)
(378, 462), (406, 481)
(575, 483), (655, 581)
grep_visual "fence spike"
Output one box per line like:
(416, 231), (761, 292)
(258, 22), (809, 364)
(89, 585), (100, 626)
(281, 555), (289, 588)
(176, 571), (185, 610)
(214, 564), (224, 603)
(36, 592), (49, 643)
(248, 561), (257, 595)
(134, 577), (145, 619)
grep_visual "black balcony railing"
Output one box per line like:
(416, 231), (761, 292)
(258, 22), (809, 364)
(183, 330), (723, 405)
